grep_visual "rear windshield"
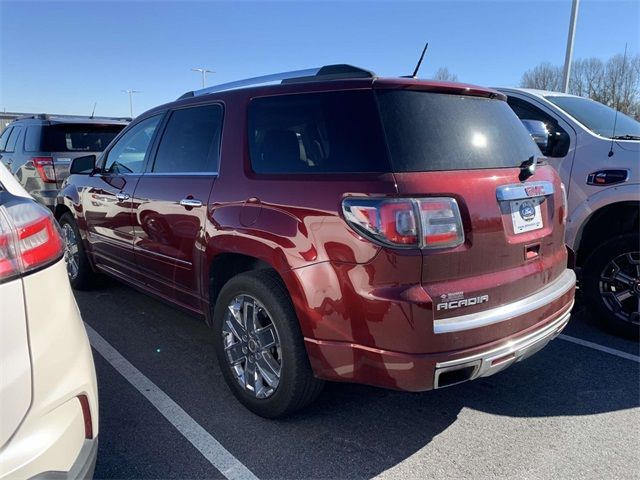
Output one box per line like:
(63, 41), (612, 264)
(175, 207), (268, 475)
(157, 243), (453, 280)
(24, 124), (124, 153)
(376, 91), (540, 171)
(247, 89), (538, 175)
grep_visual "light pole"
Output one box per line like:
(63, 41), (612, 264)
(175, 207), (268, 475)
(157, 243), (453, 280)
(561, 0), (580, 93)
(121, 89), (140, 118)
(191, 67), (214, 88)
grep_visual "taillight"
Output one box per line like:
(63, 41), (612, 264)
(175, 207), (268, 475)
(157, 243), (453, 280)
(0, 199), (64, 283)
(419, 198), (465, 247)
(32, 157), (56, 183)
(342, 197), (464, 249)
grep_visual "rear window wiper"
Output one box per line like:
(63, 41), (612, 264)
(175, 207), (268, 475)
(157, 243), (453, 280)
(519, 156), (536, 181)
(518, 155), (546, 181)
(611, 134), (640, 140)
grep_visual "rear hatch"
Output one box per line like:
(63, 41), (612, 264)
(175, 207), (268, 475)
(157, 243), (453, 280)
(0, 173), (66, 446)
(0, 181), (31, 449)
(27, 123), (124, 187)
(374, 86), (569, 350)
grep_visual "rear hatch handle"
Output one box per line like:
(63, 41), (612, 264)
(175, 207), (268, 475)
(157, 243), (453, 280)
(496, 181), (555, 201)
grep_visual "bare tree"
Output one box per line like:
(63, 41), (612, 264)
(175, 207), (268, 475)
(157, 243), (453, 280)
(432, 67), (458, 82)
(604, 54), (640, 114)
(569, 57), (605, 100)
(520, 62), (563, 91)
(520, 53), (640, 118)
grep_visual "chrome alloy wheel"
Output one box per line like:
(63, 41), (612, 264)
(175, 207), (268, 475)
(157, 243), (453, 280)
(599, 251), (640, 325)
(222, 295), (282, 399)
(62, 223), (80, 280)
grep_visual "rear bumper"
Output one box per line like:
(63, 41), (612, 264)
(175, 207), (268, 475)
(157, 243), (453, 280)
(30, 438), (98, 480)
(304, 272), (575, 391)
(433, 269), (575, 334)
(433, 306), (570, 388)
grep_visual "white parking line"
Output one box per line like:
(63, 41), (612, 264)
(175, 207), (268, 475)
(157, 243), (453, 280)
(84, 323), (259, 480)
(559, 334), (640, 363)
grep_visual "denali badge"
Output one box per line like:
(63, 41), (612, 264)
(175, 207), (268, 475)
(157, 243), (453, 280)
(436, 292), (489, 311)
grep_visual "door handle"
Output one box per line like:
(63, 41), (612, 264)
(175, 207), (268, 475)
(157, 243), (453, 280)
(116, 192), (130, 201)
(180, 198), (203, 208)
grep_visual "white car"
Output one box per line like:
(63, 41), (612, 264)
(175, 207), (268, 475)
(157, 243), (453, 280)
(499, 88), (639, 338)
(0, 163), (98, 478)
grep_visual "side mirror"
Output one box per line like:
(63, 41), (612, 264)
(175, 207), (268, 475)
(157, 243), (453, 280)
(521, 119), (550, 155)
(70, 155), (97, 175)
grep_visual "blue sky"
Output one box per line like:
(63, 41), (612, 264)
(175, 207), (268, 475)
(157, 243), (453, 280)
(1, 0), (638, 117)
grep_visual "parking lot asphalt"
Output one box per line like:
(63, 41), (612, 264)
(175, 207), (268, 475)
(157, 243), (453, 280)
(74, 279), (640, 480)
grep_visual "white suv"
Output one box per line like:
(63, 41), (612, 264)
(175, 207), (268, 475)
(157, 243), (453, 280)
(0, 164), (98, 478)
(500, 88), (639, 338)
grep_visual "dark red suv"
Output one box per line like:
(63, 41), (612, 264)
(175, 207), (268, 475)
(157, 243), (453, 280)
(56, 65), (576, 417)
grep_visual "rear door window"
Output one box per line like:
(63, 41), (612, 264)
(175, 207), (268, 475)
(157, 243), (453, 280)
(152, 104), (223, 173)
(248, 91), (390, 174)
(377, 91), (540, 171)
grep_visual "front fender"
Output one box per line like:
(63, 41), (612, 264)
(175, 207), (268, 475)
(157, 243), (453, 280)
(56, 182), (81, 214)
(567, 182), (640, 250)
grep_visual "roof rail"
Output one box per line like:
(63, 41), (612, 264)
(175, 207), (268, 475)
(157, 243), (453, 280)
(13, 114), (131, 123)
(15, 114), (48, 121)
(178, 64), (375, 99)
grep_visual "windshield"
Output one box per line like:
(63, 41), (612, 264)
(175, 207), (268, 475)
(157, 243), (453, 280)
(545, 95), (640, 139)
(376, 91), (540, 171)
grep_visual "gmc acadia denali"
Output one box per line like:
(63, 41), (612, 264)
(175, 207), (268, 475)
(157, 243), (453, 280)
(56, 65), (576, 417)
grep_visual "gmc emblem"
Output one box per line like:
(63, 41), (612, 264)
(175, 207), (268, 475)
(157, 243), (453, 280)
(525, 185), (545, 197)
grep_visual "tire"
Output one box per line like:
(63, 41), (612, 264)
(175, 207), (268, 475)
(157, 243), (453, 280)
(582, 233), (640, 340)
(58, 213), (95, 290)
(212, 270), (324, 418)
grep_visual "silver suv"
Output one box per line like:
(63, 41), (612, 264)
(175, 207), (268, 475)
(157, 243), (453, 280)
(500, 88), (639, 338)
(0, 115), (127, 210)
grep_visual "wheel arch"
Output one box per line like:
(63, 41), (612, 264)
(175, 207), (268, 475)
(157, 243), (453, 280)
(54, 203), (72, 220)
(205, 249), (299, 325)
(575, 200), (640, 267)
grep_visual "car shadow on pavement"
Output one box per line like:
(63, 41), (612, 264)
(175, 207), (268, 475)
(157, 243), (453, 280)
(76, 281), (639, 480)
(264, 337), (638, 479)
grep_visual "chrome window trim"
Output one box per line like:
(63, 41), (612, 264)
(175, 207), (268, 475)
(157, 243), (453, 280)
(496, 181), (555, 201)
(142, 172), (218, 177)
(434, 269), (576, 334)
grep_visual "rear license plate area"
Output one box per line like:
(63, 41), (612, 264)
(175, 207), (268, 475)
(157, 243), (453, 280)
(510, 198), (543, 234)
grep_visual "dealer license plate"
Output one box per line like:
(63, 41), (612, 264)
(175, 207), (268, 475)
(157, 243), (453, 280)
(510, 198), (543, 234)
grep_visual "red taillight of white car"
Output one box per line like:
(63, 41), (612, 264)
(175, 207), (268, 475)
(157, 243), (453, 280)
(0, 199), (64, 283)
(342, 197), (465, 248)
(32, 157), (56, 184)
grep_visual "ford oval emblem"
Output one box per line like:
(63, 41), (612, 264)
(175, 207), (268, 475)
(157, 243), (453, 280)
(519, 201), (536, 222)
